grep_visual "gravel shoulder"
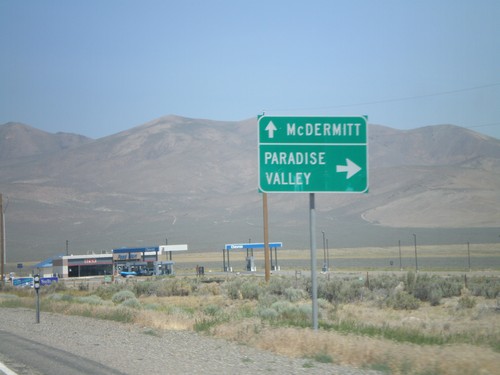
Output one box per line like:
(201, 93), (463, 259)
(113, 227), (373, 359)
(0, 308), (381, 375)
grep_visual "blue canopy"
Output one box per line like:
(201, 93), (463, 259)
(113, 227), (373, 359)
(225, 242), (282, 251)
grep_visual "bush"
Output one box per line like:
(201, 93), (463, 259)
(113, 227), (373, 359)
(157, 278), (193, 297)
(268, 277), (293, 296)
(387, 291), (420, 310)
(258, 307), (279, 320)
(224, 278), (262, 300)
(95, 283), (128, 300)
(367, 273), (401, 291)
(284, 287), (308, 302)
(77, 295), (104, 305)
(203, 304), (222, 316)
(439, 277), (462, 298)
(240, 280), (261, 300)
(225, 278), (244, 300)
(468, 277), (500, 299)
(111, 290), (136, 304)
(318, 278), (367, 304)
(457, 295), (476, 309)
(133, 281), (160, 297)
(121, 297), (141, 309)
(412, 274), (443, 304)
(268, 300), (311, 326)
(428, 287), (443, 306)
(318, 279), (343, 303)
(406, 271), (416, 293)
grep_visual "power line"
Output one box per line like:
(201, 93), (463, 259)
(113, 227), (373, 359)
(264, 82), (500, 113)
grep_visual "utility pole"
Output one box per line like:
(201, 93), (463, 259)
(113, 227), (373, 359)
(0, 193), (4, 288)
(413, 234), (418, 272)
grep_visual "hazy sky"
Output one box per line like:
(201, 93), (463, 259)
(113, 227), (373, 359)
(1, 0), (500, 139)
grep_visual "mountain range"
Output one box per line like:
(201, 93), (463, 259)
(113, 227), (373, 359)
(1, 116), (499, 262)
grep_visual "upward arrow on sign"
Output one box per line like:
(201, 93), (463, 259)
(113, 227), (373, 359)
(265, 121), (277, 138)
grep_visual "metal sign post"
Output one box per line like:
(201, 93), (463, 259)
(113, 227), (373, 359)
(309, 193), (318, 330)
(34, 274), (41, 323)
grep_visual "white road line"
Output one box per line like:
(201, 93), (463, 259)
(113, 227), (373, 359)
(0, 361), (17, 375)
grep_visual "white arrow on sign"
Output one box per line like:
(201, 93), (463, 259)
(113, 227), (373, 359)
(265, 121), (277, 138)
(336, 159), (361, 179)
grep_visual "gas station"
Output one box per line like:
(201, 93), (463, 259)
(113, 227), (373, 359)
(223, 242), (283, 272)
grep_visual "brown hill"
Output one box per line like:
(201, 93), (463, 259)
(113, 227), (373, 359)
(0, 122), (92, 160)
(0, 116), (499, 261)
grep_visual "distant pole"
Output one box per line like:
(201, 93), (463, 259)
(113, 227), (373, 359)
(0, 193), (4, 287)
(322, 231), (327, 271)
(326, 238), (330, 270)
(66, 240), (69, 256)
(398, 240), (402, 271)
(467, 242), (471, 272)
(413, 234), (418, 272)
(2, 199), (6, 270)
(263, 193), (270, 282)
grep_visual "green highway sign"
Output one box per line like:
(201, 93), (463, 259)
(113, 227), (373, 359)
(258, 116), (368, 193)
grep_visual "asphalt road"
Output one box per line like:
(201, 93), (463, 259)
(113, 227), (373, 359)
(0, 330), (125, 375)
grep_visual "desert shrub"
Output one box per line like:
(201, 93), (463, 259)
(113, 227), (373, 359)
(121, 297), (141, 309)
(0, 294), (22, 307)
(133, 281), (160, 297)
(340, 282), (368, 303)
(43, 281), (67, 293)
(95, 283), (129, 300)
(283, 287), (308, 302)
(240, 279), (261, 300)
(203, 304), (222, 316)
(428, 287), (443, 306)
(268, 276), (294, 296)
(318, 278), (367, 304)
(457, 294), (476, 309)
(77, 295), (104, 305)
(406, 271), (416, 293)
(47, 293), (74, 302)
(267, 300), (311, 326)
(439, 277), (463, 298)
(224, 278), (262, 300)
(367, 273), (401, 291)
(157, 278), (193, 297)
(143, 302), (161, 311)
(386, 291), (420, 310)
(257, 291), (279, 307)
(111, 290), (136, 304)
(225, 278), (244, 300)
(93, 306), (137, 323)
(258, 307), (279, 320)
(238, 303), (256, 319)
(194, 282), (221, 296)
(78, 282), (89, 291)
(318, 278), (343, 303)
(412, 274), (442, 303)
(468, 276), (500, 299)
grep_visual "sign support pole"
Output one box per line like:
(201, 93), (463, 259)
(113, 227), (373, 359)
(0, 194), (4, 289)
(263, 193), (271, 282)
(36, 289), (40, 323)
(309, 193), (318, 330)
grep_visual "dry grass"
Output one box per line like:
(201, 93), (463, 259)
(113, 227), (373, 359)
(211, 297), (500, 375)
(171, 244), (498, 264)
(2, 270), (499, 375)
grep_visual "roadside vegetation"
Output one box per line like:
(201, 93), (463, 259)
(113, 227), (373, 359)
(1, 272), (499, 375)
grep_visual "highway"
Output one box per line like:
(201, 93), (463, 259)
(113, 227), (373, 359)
(0, 330), (125, 375)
